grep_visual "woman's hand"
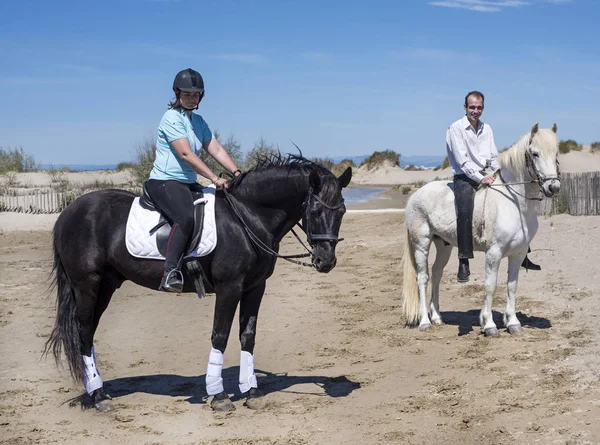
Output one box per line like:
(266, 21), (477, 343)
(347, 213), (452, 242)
(214, 177), (229, 190)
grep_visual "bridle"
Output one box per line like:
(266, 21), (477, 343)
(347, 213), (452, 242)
(492, 137), (560, 201)
(223, 187), (345, 268)
(301, 187), (345, 247)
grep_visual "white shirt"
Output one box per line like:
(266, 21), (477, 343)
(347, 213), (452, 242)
(446, 115), (500, 183)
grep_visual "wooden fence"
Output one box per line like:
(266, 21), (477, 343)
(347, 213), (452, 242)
(537, 172), (600, 216)
(0, 187), (142, 214)
(1, 173), (598, 216)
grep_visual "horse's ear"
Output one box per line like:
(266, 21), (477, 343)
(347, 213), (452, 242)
(338, 167), (352, 189)
(309, 170), (321, 191)
(552, 123), (557, 133)
(531, 123), (539, 135)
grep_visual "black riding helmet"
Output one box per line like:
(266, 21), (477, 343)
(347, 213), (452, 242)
(173, 68), (205, 106)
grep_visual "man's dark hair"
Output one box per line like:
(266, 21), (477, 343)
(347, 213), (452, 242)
(464, 91), (485, 107)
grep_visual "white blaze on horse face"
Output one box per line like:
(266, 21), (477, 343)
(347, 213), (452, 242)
(206, 347), (224, 396)
(239, 351), (258, 393)
(82, 345), (103, 396)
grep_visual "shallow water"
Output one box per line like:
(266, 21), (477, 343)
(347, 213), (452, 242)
(342, 186), (388, 204)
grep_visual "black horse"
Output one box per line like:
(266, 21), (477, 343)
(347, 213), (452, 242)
(45, 154), (352, 412)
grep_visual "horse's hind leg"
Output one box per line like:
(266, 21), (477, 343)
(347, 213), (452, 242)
(412, 233), (433, 331)
(238, 283), (267, 410)
(77, 275), (120, 411)
(504, 254), (526, 334)
(429, 238), (452, 325)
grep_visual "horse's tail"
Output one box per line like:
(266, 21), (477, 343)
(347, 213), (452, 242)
(402, 223), (420, 327)
(44, 233), (84, 382)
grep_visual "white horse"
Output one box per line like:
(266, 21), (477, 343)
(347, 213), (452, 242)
(402, 123), (560, 336)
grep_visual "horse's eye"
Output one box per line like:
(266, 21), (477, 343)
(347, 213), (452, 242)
(532, 152), (540, 158)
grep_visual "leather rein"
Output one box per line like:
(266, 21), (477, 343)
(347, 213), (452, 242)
(222, 188), (344, 268)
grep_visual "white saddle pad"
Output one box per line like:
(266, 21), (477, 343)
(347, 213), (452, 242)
(125, 185), (217, 260)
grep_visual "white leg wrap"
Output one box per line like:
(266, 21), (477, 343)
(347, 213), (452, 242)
(82, 346), (103, 396)
(239, 351), (258, 394)
(205, 347), (224, 396)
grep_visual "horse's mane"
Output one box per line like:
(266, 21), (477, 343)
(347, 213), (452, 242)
(499, 128), (558, 173)
(228, 152), (338, 197)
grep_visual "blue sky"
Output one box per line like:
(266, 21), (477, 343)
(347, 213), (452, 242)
(1, 0), (598, 165)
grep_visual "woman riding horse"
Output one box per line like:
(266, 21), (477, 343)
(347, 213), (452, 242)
(146, 68), (241, 293)
(45, 152), (352, 412)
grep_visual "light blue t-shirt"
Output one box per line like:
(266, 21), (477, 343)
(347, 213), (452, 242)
(149, 109), (213, 183)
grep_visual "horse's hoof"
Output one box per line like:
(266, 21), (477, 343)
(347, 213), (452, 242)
(210, 392), (236, 412)
(244, 388), (267, 410)
(91, 388), (114, 412)
(94, 400), (115, 412)
(419, 323), (431, 332)
(507, 325), (524, 335)
(484, 327), (500, 337)
(431, 318), (444, 326)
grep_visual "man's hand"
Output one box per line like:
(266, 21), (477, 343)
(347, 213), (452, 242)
(481, 175), (495, 185)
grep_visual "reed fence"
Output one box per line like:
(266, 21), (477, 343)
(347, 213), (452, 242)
(1, 173), (598, 216)
(537, 172), (600, 216)
(0, 187), (142, 214)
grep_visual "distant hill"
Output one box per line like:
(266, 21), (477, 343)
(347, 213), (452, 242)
(331, 154), (445, 169)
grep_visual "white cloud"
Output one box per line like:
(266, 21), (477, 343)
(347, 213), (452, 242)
(429, 0), (529, 12)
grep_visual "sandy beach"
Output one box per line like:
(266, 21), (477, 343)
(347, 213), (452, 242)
(1, 146), (600, 444)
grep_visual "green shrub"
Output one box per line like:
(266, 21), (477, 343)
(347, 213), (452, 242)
(559, 139), (582, 154)
(591, 142), (600, 154)
(332, 159), (355, 176)
(0, 146), (37, 173)
(130, 138), (156, 186)
(244, 137), (279, 170)
(359, 150), (400, 171)
(116, 162), (135, 171)
(553, 195), (569, 214)
(310, 157), (335, 171)
(404, 165), (425, 171)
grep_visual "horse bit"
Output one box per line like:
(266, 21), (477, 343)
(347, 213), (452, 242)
(223, 188), (345, 268)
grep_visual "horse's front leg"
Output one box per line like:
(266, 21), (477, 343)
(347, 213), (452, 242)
(206, 284), (242, 412)
(504, 253), (526, 334)
(238, 283), (267, 410)
(480, 249), (502, 337)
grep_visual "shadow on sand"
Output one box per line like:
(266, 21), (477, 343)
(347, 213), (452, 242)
(68, 368), (361, 408)
(441, 309), (551, 336)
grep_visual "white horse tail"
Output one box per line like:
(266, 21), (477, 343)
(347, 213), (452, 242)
(402, 223), (420, 326)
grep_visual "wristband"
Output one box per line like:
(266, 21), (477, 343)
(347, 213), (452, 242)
(233, 169), (242, 177)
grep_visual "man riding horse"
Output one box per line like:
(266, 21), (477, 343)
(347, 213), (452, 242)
(445, 90), (541, 283)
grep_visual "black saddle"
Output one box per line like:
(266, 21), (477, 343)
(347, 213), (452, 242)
(139, 181), (206, 258)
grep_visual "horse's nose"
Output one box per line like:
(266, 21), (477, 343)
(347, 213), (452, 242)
(549, 179), (561, 194)
(313, 255), (336, 273)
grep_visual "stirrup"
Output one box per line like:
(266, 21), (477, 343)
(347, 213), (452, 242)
(159, 269), (184, 293)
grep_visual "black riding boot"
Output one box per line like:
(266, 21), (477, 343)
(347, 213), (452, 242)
(457, 258), (470, 283)
(159, 224), (187, 293)
(521, 255), (541, 271)
(454, 175), (477, 283)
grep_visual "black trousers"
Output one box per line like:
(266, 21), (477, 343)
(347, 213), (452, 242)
(453, 174), (479, 259)
(145, 179), (204, 271)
